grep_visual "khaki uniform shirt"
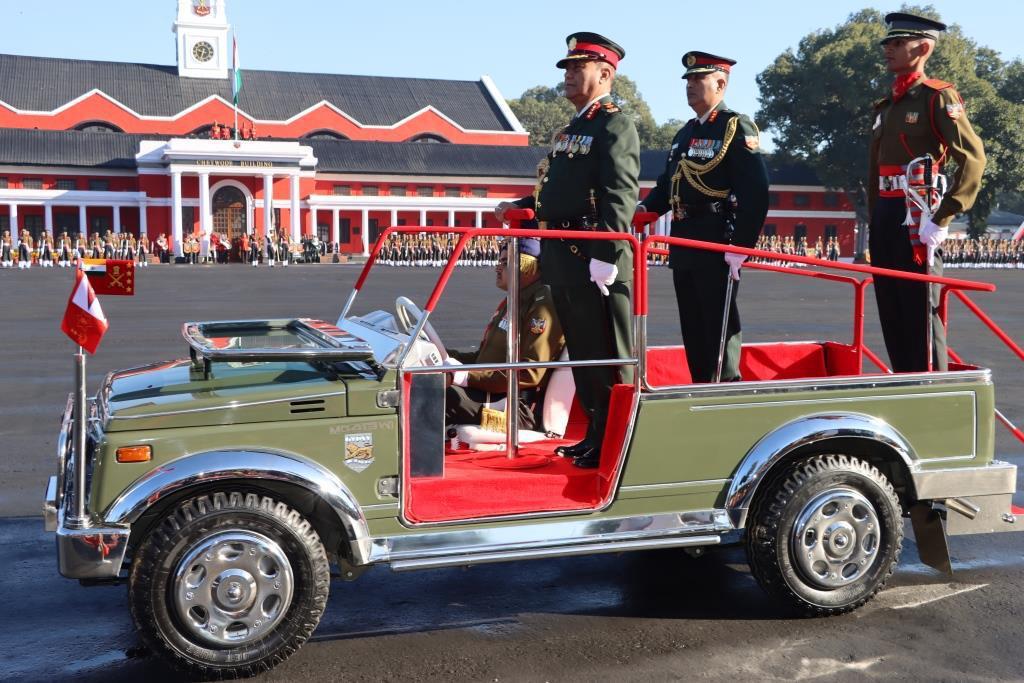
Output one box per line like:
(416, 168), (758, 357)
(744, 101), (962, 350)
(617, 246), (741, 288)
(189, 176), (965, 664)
(448, 279), (565, 393)
(868, 77), (985, 226)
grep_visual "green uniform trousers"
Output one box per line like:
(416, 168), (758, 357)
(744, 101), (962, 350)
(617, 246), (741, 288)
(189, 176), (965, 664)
(549, 281), (633, 447)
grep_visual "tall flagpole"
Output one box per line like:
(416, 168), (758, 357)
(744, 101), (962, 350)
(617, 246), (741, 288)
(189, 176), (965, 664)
(232, 35), (240, 141)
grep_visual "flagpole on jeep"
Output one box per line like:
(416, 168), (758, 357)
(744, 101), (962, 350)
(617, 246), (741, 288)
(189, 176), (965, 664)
(69, 345), (88, 528)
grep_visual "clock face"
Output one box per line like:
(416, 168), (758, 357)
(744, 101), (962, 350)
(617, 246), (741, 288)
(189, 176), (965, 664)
(192, 41), (215, 63)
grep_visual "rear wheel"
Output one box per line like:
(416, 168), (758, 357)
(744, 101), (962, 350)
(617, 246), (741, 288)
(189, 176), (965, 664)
(129, 491), (330, 679)
(746, 454), (903, 615)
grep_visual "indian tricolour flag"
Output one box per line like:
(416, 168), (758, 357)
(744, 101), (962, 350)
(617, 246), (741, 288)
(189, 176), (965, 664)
(232, 36), (243, 102)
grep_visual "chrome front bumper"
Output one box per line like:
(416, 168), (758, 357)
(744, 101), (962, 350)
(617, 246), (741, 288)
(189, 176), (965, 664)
(45, 476), (131, 579)
(44, 393), (131, 580)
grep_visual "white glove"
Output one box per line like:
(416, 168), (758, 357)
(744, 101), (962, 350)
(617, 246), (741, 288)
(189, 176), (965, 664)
(724, 252), (747, 281)
(919, 218), (948, 267)
(445, 356), (468, 387)
(589, 258), (618, 296)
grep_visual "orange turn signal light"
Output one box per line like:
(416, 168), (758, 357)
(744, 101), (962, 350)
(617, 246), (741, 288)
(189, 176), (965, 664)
(116, 445), (152, 463)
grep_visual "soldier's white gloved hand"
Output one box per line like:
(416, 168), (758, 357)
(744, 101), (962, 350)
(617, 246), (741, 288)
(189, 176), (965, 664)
(919, 218), (948, 267)
(589, 258), (617, 296)
(445, 356), (468, 387)
(724, 252), (746, 281)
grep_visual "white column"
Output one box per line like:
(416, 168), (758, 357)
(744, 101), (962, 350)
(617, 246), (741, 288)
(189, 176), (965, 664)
(44, 204), (53, 232)
(447, 209), (455, 228)
(78, 205), (87, 239)
(262, 174), (274, 238)
(138, 201), (148, 238)
(331, 208), (340, 246)
(113, 205), (121, 234)
(475, 210), (483, 227)
(9, 204), (18, 246)
(171, 171), (183, 256)
(390, 208), (398, 228)
(360, 208), (369, 256)
(308, 207), (317, 240)
(289, 174), (300, 241)
(419, 209), (427, 227)
(198, 172), (211, 259)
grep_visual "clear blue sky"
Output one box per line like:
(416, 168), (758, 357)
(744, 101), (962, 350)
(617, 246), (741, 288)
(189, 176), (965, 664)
(3, 1), (1021, 133)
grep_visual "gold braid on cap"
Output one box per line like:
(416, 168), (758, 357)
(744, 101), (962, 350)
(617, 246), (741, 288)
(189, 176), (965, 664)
(671, 115), (739, 204)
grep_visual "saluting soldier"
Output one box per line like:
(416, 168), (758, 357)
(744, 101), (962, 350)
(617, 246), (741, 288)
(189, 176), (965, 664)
(638, 52), (769, 382)
(496, 32), (640, 468)
(445, 239), (566, 432)
(869, 12), (985, 372)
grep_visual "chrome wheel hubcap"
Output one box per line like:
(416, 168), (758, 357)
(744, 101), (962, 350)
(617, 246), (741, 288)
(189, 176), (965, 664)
(791, 488), (881, 589)
(173, 531), (294, 647)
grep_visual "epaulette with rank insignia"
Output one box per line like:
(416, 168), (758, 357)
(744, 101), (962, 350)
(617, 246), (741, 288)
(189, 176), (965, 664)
(873, 97), (889, 110)
(602, 101), (621, 113)
(922, 78), (953, 91)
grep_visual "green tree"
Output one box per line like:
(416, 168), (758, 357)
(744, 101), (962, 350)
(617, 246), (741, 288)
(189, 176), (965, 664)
(756, 5), (1024, 249)
(508, 74), (678, 150)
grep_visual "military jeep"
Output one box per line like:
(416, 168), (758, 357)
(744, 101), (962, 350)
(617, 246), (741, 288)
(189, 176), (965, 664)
(44, 226), (1022, 678)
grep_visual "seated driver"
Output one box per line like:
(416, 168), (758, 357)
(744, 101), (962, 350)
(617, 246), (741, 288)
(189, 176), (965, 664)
(446, 238), (565, 432)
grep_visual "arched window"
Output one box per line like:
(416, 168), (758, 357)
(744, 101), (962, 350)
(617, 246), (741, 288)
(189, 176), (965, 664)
(407, 133), (449, 144)
(303, 130), (349, 140)
(73, 121), (123, 133)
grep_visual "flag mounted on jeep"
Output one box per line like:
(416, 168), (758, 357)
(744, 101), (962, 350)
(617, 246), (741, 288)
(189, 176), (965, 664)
(81, 258), (135, 296)
(60, 268), (108, 354)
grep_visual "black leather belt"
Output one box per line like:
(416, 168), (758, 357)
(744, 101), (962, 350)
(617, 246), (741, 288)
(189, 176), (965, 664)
(677, 201), (727, 219)
(537, 218), (595, 230)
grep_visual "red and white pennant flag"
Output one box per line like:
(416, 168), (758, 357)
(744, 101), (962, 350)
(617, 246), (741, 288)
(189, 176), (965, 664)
(60, 268), (108, 354)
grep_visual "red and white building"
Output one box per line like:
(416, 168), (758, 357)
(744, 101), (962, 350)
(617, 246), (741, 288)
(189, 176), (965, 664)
(0, 0), (856, 258)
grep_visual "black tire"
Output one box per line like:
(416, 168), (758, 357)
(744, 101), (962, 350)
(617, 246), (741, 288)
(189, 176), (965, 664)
(746, 454), (903, 616)
(129, 492), (330, 680)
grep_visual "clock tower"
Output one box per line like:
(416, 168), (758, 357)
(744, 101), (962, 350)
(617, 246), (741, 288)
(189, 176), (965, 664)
(173, 0), (231, 79)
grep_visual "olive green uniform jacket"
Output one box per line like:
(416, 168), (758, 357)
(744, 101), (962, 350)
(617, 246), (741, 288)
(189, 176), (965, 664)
(513, 94), (640, 283)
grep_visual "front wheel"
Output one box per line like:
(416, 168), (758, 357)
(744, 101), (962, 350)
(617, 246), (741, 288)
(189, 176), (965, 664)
(129, 492), (330, 679)
(746, 454), (903, 616)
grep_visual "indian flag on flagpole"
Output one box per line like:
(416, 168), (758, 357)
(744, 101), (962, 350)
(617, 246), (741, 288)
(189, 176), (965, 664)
(232, 36), (242, 139)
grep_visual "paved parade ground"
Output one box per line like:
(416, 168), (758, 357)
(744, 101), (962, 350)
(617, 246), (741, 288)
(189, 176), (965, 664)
(1, 263), (1022, 681)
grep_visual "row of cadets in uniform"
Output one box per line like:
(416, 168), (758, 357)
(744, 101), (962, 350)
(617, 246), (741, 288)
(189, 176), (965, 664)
(1, 230), (150, 268)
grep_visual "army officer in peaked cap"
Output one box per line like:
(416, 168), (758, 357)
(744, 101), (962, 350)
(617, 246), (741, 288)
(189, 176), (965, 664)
(495, 32), (640, 468)
(638, 52), (769, 383)
(869, 12), (984, 372)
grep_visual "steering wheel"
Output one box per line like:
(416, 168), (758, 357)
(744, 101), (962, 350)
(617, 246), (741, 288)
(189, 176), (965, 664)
(394, 296), (448, 359)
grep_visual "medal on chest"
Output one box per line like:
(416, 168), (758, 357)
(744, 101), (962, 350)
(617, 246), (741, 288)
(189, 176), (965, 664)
(687, 138), (721, 160)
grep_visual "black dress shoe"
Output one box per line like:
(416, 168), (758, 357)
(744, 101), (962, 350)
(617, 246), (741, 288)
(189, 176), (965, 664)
(555, 440), (591, 458)
(572, 448), (600, 469)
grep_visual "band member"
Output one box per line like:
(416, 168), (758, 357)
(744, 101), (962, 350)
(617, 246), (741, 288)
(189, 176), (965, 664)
(250, 234), (261, 266)
(155, 233), (169, 263)
(1, 230), (12, 268)
(638, 51), (769, 382)
(17, 230), (33, 269)
(869, 12), (985, 371)
(495, 32), (640, 468)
